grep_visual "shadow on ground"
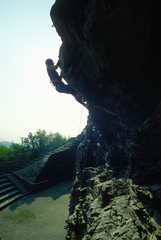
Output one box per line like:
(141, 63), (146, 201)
(0, 180), (73, 240)
(9, 179), (73, 211)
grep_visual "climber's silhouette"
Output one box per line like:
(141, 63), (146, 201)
(45, 58), (85, 105)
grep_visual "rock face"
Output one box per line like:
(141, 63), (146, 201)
(35, 139), (77, 183)
(50, 1), (161, 239)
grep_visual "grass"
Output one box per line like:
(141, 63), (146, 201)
(11, 210), (36, 224)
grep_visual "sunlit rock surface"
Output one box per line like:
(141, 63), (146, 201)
(50, 0), (161, 239)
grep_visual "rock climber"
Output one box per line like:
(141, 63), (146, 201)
(45, 58), (85, 106)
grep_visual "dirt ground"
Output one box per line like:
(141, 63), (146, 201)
(0, 180), (72, 240)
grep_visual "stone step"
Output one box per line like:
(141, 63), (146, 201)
(0, 189), (20, 203)
(0, 177), (8, 184)
(7, 174), (29, 194)
(0, 174), (30, 211)
(0, 182), (12, 190)
(0, 192), (24, 211)
(0, 175), (7, 179)
(0, 185), (16, 195)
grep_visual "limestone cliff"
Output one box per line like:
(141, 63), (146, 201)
(50, 1), (161, 239)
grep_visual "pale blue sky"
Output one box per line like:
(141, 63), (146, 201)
(0, 0), (88, 143)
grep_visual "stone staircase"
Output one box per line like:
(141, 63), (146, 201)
(0, 174), (30, 211)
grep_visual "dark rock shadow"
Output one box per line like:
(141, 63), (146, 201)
(35, 147), (76, 183)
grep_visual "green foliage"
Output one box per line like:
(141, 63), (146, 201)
(0, 129), (68, 163)
(0, 145), (14, 162)
(10, 143), (31, 161)
(23, 129), (68, 158)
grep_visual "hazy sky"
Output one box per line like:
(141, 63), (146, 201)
(0, 0), (88, 143)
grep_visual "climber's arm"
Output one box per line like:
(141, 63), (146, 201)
(49, 65), (58, 70)
(55, 60), (60, 69)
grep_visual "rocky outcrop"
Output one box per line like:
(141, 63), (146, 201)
(50, 0), (161, 239)
(35, 138), (77, 183)
(13, 138), (77, 183)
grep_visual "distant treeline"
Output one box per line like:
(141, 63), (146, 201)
(0, 129), (68, 163)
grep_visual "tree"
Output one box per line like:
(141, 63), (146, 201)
(23, 129), (68, 158)
(48, 132), (68, 150)
(0, 145), (13, 162)
(10, 143), (31, 161)
(0, 130), (69, 163)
